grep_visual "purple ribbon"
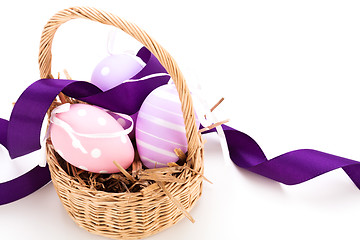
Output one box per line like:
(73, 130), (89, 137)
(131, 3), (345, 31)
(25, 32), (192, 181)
(1, 47), (360, 206)
(212, 125), (360, 188)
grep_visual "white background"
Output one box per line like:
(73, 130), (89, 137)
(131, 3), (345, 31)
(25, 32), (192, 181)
(1, 0), (360, 239)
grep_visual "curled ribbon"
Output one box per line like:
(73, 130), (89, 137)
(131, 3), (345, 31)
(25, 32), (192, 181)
(1, 47), (360, 206)
(205, 125), (360, 189)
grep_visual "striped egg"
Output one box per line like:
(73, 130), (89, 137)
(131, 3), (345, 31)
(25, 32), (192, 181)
(135, 84), (199, 168)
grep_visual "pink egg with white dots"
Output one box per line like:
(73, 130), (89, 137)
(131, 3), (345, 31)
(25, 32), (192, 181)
(49, 104), (134, 173)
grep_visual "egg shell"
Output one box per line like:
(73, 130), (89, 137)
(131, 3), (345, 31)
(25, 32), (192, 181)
(91, 53), (144, 91)
(135, 84), (199, 168)
(50, 104), (134, 173)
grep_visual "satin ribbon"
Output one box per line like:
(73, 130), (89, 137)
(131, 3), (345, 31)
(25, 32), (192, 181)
(204, 125), (360, 189)
(2, 47), (360, 206)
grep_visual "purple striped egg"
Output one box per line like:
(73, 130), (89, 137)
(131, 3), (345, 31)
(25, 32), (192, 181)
(135, 84), (199, 168)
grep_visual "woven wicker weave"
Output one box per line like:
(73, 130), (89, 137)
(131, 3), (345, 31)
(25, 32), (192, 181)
(39, 7), (204, 240)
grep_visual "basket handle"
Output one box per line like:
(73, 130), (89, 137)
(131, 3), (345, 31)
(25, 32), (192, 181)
(38, 6), (201, 168)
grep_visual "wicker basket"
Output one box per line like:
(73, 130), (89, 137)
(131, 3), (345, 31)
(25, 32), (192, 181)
(39, 7), (204, 240)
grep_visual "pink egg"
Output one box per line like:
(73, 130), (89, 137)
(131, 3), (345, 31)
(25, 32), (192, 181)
(91, 53), (145, 91)
(135, 84), (200, 168)
(50, 104), (134, 173)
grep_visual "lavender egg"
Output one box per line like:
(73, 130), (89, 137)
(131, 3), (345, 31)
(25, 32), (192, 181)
(91, 53), (145, 91)
(135, 84), (199, 168)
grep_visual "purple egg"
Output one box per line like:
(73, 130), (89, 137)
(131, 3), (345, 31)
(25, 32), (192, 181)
(91, 53), (145, 91)
(135, 84), (200, 168)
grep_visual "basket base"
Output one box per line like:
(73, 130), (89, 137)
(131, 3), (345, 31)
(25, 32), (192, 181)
(47, 142), (204, 240)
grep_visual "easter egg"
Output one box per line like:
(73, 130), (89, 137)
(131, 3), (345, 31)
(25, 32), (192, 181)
(50, 104), (134, 173)
(91, 53), (145, 91)
(135, 84), (200, 168)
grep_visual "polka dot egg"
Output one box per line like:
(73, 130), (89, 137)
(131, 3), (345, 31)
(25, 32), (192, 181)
(135, 84), (200, 168)
(91, 53), (145, 91)
(50, 104), (134, 173)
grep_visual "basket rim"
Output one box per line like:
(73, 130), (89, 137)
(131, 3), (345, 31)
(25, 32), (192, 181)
(46, 139), (204, 197)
